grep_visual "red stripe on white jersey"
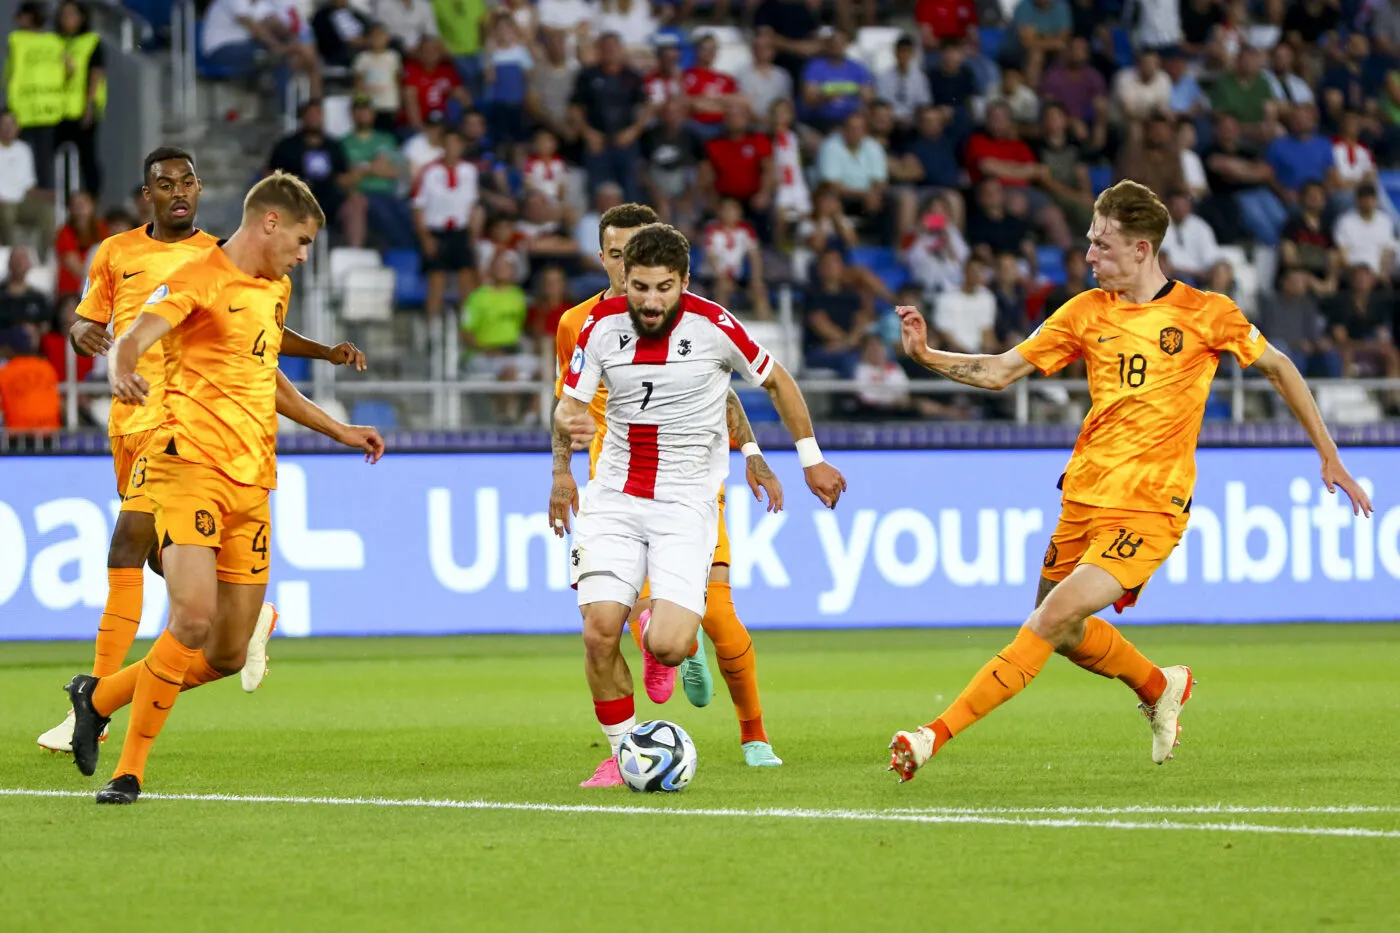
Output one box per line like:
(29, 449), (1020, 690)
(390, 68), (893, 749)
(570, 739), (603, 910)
(633, 336), (669, 364)
(623, 423), (660, 498)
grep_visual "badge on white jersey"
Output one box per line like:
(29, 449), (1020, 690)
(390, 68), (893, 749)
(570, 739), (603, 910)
(145, 284), (169, 305)
(570, 345), (585, 374)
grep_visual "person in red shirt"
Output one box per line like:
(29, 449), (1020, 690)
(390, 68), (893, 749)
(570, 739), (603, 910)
(644, 35), (685, 107)
(916, 0), (977, 46)
(964, 101), (1071, 247)
(402, 38), (472, 131)
(54, 190), (109, 298)
(0, 326), (61, 431)
(701, 99), (776, 236)
(684, 34), (739, 139)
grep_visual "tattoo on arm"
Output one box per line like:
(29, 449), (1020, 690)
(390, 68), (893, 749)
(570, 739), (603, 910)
(551, 420), (572, 473)
(750, 455), (776, 482)
(924, 355), (1004, 390)
(726, 388), (756, 447)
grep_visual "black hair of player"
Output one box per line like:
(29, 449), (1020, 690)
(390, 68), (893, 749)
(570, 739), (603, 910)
(144, 146), (196, 182)
(598, 203), (659, 252)
(622, 223), (690, 278)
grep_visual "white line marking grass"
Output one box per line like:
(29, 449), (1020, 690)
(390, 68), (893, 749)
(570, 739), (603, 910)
(4, 788), (1399, 839)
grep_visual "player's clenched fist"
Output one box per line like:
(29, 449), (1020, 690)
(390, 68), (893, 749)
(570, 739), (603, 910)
(70, 319), (112, 356)
(110, 372), (150, 405)
(558, 407), (597, 451)
(326, 340), (368, 371)
(804, 462), (846, 509)
(896, 305), (928, 361)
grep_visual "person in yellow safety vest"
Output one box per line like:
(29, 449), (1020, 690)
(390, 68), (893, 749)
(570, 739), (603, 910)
(55, 0), (107, 197)
(5, 1), (67, 194)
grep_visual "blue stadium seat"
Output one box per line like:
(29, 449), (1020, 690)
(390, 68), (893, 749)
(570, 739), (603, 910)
(1089, 165), (1113, 195)
(280, 356), (310, 382)
(848, 245), (895, 270)
(383, 249), (426, 308)
(1203, 395), (1232, 421)
(734, 387), (781, 422)
(1036, 246), (1065, 286)
(1380, 169), (1400, 208)
(876, 264), (909, 293)
(351, 400), (399, 430)
(980, 27), (1006, 60)
(1111, 29), (1134, 68)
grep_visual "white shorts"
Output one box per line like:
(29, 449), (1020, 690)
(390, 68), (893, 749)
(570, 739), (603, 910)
(570, 484), (719, 616)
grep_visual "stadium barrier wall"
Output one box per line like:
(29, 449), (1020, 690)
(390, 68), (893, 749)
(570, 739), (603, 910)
(0, 448), (1394, 639)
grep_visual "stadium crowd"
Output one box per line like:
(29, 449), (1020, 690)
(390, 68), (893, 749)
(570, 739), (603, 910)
(9, 0), (1400, 427)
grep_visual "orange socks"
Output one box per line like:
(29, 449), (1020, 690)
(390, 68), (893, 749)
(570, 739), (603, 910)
(92, 568), (144, 677)
(1065, 615), (1167, 705)
(93, 650), (228, 716)
(111, 631), (197, 783)
(702, 581), (766, 744)
(928, 626), (1054, 743)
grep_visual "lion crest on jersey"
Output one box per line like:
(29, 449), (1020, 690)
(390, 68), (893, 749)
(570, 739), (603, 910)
(195, 509), (216, 537)
(1159, 326), (1184, 356)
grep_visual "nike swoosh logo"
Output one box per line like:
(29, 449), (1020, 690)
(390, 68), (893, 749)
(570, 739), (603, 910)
(153, 700), (172, 710)
(229, 306), (246, 314)
(251, 565), (268, 574)
(1097, 335), (1120, 343)
(123, 271), (143, 279)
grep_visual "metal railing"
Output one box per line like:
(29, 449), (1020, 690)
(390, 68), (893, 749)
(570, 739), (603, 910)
(170, 0), (198, 130)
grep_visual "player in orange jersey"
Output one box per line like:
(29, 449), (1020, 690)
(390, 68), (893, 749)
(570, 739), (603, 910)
(64, 172), (384, 804)
(37, 147), (369, 755)
(888, 180), (1374, 781)
(552, 205), (787, 783)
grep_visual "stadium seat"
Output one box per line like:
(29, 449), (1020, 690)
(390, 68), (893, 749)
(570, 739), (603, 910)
(1111, 28), (1133, 68)
(383, 249), (426, 308)
(979, 27), (1006, 60)
(351, 399), (399, 429)
(341, 267), (397, 322)
(1036, 246), (1066, 286)
(734, 387), (781, 422)
(854, 26), (903, 73)
(1202, 395), (1232, 421)
(744, 320), (801, 372)
(329, 247), (383, 299)
(194, 22), (238, 80)
(322, 95), (354, 139)
(848, 245), (896, 270)
(1316, 385), (1384, 424)
(280, 356), (310, 382)
(1089, 165), (1113, 195)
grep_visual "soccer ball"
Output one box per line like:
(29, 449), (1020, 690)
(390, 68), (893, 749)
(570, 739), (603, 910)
(618, 720), (697, 793)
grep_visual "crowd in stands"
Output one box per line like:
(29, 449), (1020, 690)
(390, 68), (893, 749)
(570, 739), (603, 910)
(13, 0), (1400, 428)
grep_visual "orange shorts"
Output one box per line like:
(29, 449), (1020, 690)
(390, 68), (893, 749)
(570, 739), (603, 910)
(1040, 500), (1188, 611)
(145, 438), (272, 585)
(111, 428), (163, 514)
(638, 490), (728, 602)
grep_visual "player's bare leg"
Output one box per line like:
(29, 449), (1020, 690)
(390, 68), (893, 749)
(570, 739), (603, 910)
(580, 600), (634, 787)
(626, 595), (676, 704)
(40, 510), (157, 754)
(640, 598), (705, 669)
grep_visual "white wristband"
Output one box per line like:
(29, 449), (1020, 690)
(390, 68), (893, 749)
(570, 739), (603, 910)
(741, 442), (762, 459)
(795, 436), (824, 468)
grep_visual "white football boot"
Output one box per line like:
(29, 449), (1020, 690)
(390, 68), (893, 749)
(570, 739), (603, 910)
(240, 602), (279, 693)
(1140, 665), (1194, 764)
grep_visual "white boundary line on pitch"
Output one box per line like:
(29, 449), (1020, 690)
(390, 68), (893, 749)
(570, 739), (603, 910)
(4, 789), (1399, 839)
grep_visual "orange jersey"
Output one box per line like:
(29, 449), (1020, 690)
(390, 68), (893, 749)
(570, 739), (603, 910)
(143, 244), (291, 489)
(554, 291), (609, 474)
(75, 226), (221, 437)
(0, 356), (61, 429)
(1017, 280), (1266, 514)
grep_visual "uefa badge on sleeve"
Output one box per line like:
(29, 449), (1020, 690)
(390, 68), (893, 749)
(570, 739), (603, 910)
(145, 284), (170, 305)
(570, 346), (584, 375)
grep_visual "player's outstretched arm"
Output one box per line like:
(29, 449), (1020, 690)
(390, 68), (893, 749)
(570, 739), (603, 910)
(897, 305), (1037, 390)
(759, 363), (846, 509)
(108, 313), (172, 404)
(549, 395), (591, 536)
(1252, 343), (1374, 516)
(726, 387), (783, 512)
(282, 327), (368, 371)
(274, 369), (385, 462)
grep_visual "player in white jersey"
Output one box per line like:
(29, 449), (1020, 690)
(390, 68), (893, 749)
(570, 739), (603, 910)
(551, 224), (847, 781)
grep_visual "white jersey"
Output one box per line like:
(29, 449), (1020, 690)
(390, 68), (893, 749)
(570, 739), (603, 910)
(773, 129), (811, 216)
(561, 292), (774, 503)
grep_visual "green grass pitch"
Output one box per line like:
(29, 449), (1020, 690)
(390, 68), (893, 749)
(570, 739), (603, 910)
(2, 624), (1398, 932)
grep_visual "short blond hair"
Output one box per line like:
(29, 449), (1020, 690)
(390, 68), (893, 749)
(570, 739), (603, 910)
(1093, 180), (1170, 254)
(244, 171), (326, 227)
